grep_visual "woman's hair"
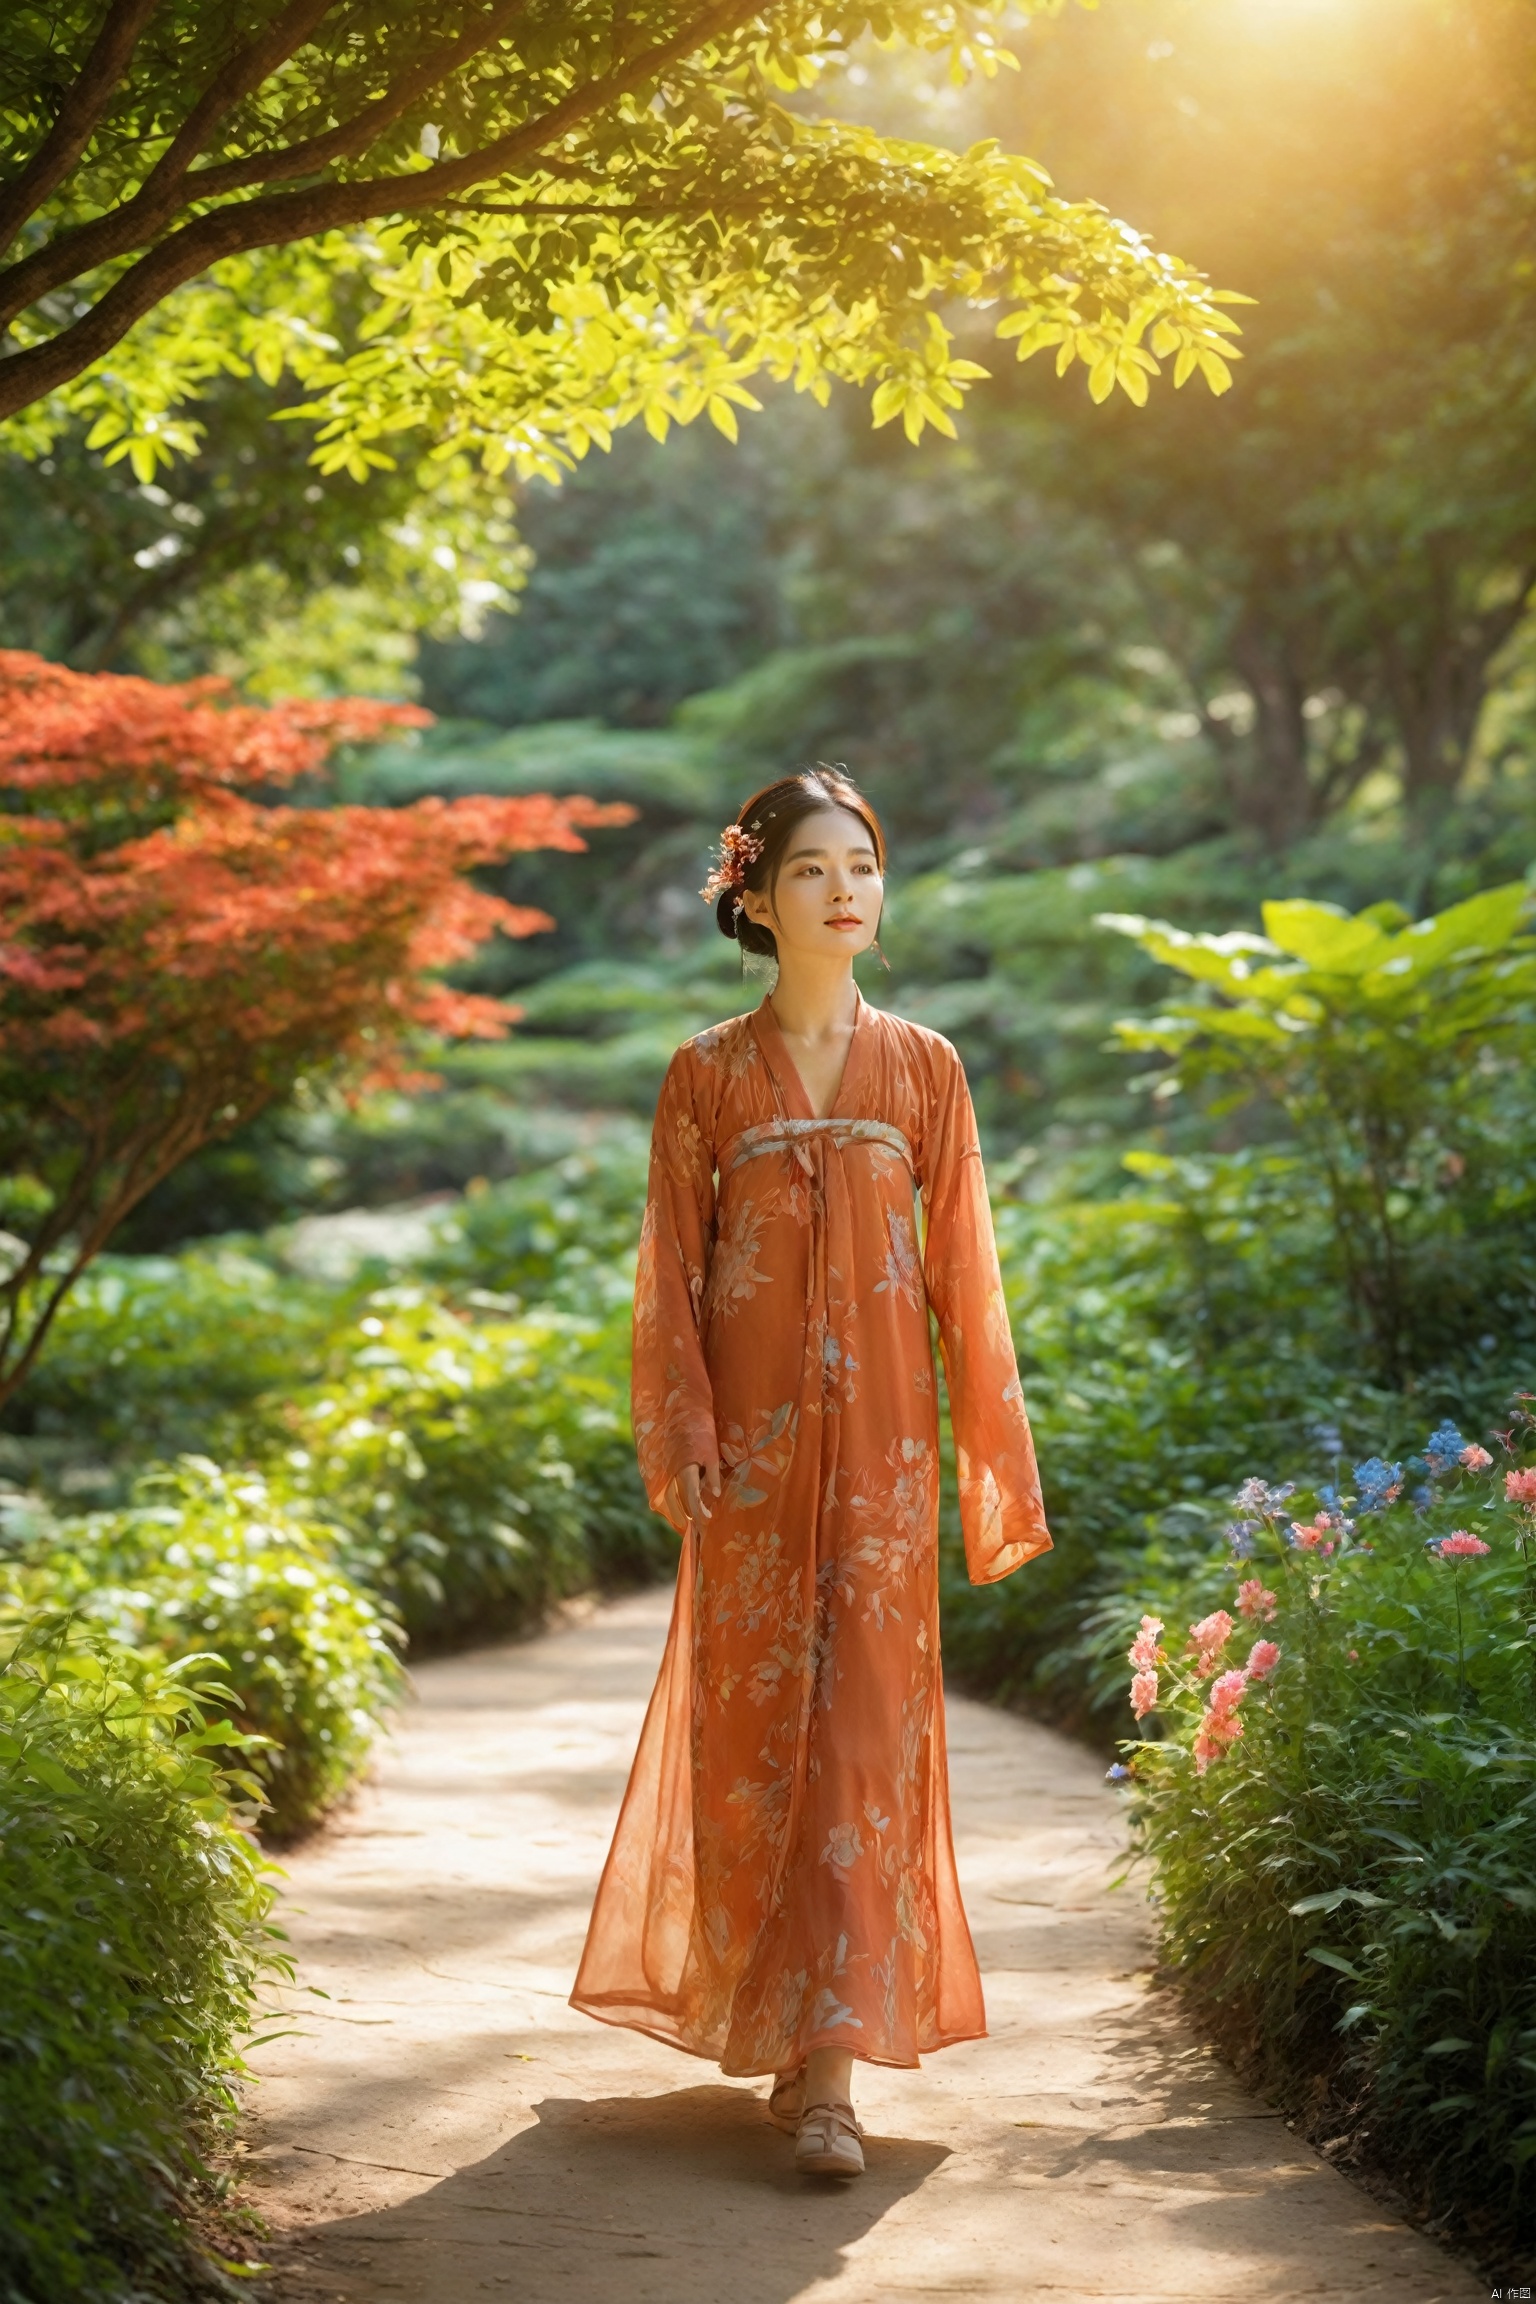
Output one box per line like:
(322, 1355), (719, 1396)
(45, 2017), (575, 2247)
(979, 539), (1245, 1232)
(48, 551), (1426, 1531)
(708, 767), (887, 960)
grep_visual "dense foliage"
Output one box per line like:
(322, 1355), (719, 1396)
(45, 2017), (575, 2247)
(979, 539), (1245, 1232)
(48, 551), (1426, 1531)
(1105, 884), (1536, 1378)
(1113, 1430), (1536, 2250)
(0, 1609), (274, 2301)
(9, 1460), (404, 1840)
(8, 1154), (663, 1678)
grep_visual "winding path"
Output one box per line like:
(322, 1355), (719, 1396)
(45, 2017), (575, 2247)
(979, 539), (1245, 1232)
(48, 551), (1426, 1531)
(246, 1588), (1478, 2303)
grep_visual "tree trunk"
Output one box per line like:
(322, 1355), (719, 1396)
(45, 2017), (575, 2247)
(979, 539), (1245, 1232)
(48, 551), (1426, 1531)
(1379, 541), (1535, 817)
(1227, 624), (1317, 848)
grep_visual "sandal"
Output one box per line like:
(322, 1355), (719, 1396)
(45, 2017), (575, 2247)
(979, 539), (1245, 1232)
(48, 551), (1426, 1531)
(794, 2095), (865, 2178)
(767, 2064), (806, 2133)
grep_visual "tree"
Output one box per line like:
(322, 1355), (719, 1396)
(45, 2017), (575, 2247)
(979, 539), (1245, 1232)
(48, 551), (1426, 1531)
(0, 649), (628, 1407)
(0, 0), (1241, 479)
(975, 0), (1536, 839)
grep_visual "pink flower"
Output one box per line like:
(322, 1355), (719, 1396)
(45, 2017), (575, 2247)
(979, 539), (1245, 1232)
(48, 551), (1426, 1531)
(1505, 1469), (1536, 1505)
(1245, 1639), (1281, 1681)
(1130, 1669), (1159, 1720)
(1187, 1610), (1234, 1678)
(1435, 1530), (1490, 1559)
(1192, 1676), (1248, 1774)
(1237, 1578), (1278, 1622)
(1207, 1667), (1249, 1715)
(1193, 1714), (1244, 1772)
(1289, 1515), (1334, 1551)
(1347, 1648), (1359, 1663)
(1460, 1444), (1492, 1472)
(1127, 1614), (1163, 1671)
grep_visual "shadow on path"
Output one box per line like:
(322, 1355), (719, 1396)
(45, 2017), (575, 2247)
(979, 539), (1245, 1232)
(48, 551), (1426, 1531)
(267, 2083), (948, 2304)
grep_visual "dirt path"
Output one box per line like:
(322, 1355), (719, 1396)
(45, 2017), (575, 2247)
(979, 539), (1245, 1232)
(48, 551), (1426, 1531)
(245, 1588), (1479, 2303)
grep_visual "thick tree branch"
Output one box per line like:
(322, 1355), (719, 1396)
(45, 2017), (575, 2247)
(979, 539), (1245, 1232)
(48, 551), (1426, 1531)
(0, 0), (767, 421)
(0, 0), (338, 330)
(0, 0), (163, 256)
(136, 0), (339, 207)
(183, 0), (534, 204)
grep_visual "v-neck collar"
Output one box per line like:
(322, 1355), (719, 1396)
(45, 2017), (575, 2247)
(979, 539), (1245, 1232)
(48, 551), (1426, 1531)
(752, 986), (869, 1122)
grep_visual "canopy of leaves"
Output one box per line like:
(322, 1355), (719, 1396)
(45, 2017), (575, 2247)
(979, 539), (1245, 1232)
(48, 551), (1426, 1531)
(0, 361), (526, 679)
(0, 0), (1242, 478)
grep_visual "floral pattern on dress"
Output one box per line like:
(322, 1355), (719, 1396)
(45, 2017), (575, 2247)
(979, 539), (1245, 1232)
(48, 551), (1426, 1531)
(572, 994), (1051, 2077)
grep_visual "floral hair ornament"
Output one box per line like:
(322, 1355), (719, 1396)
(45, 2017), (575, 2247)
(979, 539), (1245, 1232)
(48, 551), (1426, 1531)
(700, 820), (765, 906)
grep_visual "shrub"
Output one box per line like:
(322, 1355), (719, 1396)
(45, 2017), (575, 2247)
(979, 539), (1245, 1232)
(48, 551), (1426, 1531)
(1104, 884), (1536, 1381)
(940, 1153), (1382, 1725)
(273, 1287), (670, 1647)
(8, 1459), (402, 1840)
(1114, 1422), (1536, 2258)
(8, 1247), (350, 1480)
(944, 1141), (1535, 1730)
(420, 1135), (650, 1313)
(0, 1610), (275, 2302)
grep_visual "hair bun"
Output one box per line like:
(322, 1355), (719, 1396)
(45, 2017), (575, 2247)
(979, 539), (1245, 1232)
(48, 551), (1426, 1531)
(716, 890), (741, 941)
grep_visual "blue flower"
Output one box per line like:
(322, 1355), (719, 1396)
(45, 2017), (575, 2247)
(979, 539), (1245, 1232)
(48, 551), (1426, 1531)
(1422, 1420), (1468, 1476)
(1224, 1519), (1259, 1558)
(1309, 1420), (1344, 1460)
(1353, 1457), (1404, 1514)
(1105, 1763), (1132, 1781)
(1411, 1483), (1433, 1511)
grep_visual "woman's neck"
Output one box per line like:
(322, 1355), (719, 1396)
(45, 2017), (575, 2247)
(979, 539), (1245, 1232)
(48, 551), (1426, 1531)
(767, 953), (858, 1043)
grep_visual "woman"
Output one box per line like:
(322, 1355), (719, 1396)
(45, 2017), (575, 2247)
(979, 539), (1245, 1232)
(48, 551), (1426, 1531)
(571, 767), (1051, 2177)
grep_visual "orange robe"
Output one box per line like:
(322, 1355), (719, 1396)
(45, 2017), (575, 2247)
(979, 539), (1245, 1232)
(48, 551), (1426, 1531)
(571, 993), (1050, 2075)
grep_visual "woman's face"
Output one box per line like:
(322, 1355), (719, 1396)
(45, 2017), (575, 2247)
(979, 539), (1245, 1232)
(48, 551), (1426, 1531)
(741, 805), (883, 962)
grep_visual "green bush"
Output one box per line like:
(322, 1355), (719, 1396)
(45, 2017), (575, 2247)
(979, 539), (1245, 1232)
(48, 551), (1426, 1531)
(1105, 884), (1536, 1380)
(274, 1288), (670, 1646)
(6, 1247), (350, 1483)
(0, 1611), (275, 2302)
(421, 1135), (649, 1313)
(1113, 1427), (1536, 2258)
(940, 1151), (1386, 1725)
(7, 1461), (402, 1840)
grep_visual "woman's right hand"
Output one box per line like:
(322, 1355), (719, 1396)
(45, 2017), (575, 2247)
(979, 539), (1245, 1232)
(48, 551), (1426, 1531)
(665, 1459), (721, 1529)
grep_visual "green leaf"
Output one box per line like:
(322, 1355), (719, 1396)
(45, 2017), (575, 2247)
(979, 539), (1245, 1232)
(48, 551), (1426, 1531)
(1304, 1947), (1365, 1981)
(1289, 1887), (1387, 1916)
(24, 1752), (80, 1796)
(1260, 901), (1390, 976)
(1371, 882), (1530, 980)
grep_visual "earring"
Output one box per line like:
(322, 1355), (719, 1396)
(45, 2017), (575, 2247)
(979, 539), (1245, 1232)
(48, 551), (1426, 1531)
(870, 937), (890, 972)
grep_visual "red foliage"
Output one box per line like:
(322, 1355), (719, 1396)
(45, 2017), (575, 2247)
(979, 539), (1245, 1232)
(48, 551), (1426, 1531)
(0, 651), (632, 1400)
(0, 650), (627, 1082)
(0, 648), (423, 808)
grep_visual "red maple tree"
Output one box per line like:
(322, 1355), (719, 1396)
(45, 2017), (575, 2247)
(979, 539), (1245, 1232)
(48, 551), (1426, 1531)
(0, 650), (629, 1408)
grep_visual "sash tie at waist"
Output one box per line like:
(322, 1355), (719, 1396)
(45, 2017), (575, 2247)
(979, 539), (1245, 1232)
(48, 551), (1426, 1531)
(721, 1116), (914, 1179)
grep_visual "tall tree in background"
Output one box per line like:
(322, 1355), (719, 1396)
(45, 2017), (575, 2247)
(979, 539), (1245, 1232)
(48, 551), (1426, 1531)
(0, 0), (1239, 482)
(978, 0), (1536, 841)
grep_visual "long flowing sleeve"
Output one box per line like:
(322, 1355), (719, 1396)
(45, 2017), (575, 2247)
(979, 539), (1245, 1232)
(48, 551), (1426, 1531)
(632, 1049), (719, 1530)
(921, 1043), (1051, 1585)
